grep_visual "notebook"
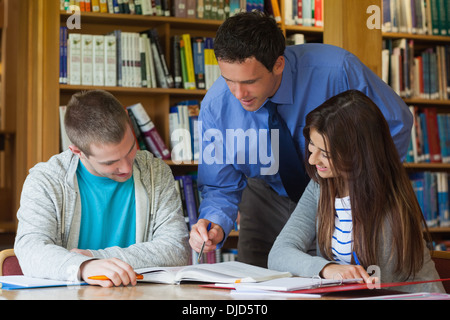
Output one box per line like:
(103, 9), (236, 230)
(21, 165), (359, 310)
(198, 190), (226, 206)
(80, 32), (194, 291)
(0, 275), (86, 290)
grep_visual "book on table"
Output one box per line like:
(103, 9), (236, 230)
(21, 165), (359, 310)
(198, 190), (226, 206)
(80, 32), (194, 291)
(135, 261), (292, 284)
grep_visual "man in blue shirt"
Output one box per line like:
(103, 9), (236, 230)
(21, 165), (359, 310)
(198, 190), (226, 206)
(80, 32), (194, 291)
(189, 11), (413, 267)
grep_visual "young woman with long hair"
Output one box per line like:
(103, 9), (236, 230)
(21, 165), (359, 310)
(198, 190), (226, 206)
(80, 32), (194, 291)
(268, 90), (444, 293)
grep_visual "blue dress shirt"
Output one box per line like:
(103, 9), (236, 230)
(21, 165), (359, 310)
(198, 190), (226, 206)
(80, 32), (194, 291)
(197, 43), (413, 245)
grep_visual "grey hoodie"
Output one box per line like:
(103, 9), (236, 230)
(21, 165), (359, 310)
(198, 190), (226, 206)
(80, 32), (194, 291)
(15, 150), (190, 281)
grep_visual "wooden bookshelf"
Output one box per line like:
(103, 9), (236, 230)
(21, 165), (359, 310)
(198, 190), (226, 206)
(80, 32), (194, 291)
(0, 0), (21, 240)
(380, 3), (450, 239)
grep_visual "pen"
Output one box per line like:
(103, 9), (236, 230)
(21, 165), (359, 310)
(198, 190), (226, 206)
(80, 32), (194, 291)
(88, 273), (144, 281)
(198, 222), (212, 263)
(353, 251), (360, 265)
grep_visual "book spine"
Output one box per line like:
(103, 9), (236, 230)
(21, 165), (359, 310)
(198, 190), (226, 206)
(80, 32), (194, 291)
(93, 35), (105, 86)
(172, 35), (183, 89)
(104, 35), (117, 86)
(424, 107), (442, 163)
(127, 103), (170, 159)
(192, 37), (206, 90)
(180, 175), (198, 229)
(181, 34), (196, 90)
(91, 0), (100, 12)
(68, 33), (82, 85)
(151, 29), (174, 88)
(146, 30), (168, 88)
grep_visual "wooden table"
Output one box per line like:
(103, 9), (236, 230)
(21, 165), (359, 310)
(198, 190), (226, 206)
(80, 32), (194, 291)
(0, 282), (400, 300)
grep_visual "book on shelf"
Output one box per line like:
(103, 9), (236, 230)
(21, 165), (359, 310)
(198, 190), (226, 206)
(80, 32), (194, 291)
(204, 37), (221, 90)
(284, 0), (324, 27)
(286, 33), (306, 45)
(135, 261), (292, 285)
(406, 106), (450, 164)
(59, 106), (72, 152)
(180, 34), (196, 90)
(81, 34), (94, 86)
(409, 171), (449, 228)
(127, 103), (171, 160)
(67, 32), (82, 85)
(382, 39), (450, 100)
(169, 100), (200, 162)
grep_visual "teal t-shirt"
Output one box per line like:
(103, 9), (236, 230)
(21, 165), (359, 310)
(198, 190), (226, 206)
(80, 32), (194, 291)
(76, 160), (136, 250)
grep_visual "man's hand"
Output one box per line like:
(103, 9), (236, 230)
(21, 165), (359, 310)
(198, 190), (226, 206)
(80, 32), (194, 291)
(79, 258), (138, 288)
(189, 219), (224, 253)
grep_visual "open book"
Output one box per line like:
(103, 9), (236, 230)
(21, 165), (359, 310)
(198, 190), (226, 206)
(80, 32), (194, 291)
(135, 261), (292, 284)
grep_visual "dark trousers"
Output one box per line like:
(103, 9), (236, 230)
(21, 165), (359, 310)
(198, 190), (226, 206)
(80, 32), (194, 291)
(237, 178), (297, 268)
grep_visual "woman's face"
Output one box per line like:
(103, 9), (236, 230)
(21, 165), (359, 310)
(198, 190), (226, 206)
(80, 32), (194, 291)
(307, 128), (336, 179)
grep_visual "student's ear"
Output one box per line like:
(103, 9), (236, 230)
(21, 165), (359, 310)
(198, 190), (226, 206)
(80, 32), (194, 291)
(69, 144), (83, 158)
(272, 56), (285, 76)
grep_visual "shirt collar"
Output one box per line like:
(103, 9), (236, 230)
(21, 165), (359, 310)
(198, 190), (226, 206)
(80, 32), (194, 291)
(270, 56), (293, 106)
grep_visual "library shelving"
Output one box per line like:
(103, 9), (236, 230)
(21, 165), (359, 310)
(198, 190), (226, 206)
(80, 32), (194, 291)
(380, 3), (450, 241)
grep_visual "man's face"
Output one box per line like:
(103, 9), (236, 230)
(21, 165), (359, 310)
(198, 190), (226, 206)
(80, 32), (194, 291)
(72, 125), (138, 183)
(218, 56), (284, 112)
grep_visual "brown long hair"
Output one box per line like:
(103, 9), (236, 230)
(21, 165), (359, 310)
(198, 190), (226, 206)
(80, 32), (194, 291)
(303, 90), (428, 279)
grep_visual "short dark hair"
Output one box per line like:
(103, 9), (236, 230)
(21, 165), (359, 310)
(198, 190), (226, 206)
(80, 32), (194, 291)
(214, 11), (286, 72)
(64, 90), (130, 156)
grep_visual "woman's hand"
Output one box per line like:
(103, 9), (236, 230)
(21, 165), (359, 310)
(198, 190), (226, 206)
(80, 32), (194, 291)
(320, 263), (379, 284)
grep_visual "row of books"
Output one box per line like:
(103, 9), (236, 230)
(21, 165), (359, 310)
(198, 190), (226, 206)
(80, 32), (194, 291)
(382, 0), (450, 36)
(171, 35), (220, 90)
(410, 171), (449, 228)
(406, 106), (450, 164)
(60, 28), (171, 87)
(382, 39), (450, 100)
(62, 0), (278, 21)
(174, 173), (240, 264)
(284, 0), (324, 28)
(169, 100), (200, 162)
(191, 248), (238, 265)
(60, 27), (220, 90)
(61, 0), (172, 16)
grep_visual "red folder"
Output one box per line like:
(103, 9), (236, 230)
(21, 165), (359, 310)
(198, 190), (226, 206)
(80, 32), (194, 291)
(289, 278), (450, 294)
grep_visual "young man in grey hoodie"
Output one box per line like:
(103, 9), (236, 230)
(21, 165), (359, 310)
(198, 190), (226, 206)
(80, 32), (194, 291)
(14, 90), (190, 287)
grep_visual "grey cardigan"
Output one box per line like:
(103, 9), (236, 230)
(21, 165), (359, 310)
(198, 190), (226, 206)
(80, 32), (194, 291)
(268, 180), (445, 293)
(15, 150), (190, 281)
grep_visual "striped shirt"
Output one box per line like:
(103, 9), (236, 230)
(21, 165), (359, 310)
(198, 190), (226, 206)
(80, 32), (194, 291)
(331, 196), (353, 264)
